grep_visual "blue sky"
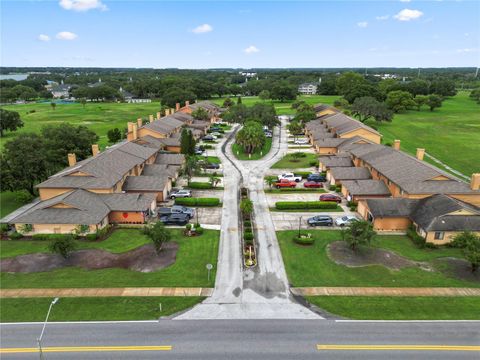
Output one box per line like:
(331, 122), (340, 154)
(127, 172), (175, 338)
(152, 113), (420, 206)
(1, 0), (479, 68)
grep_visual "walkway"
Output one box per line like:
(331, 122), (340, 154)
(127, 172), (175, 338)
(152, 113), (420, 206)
(0, 287), (213, 298)
(292, 287), (480, 297)
(175, 119), (320, 319)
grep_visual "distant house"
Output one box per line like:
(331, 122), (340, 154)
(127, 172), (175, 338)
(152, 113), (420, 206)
(119, 87), (151, 103)
(50, 81), (72, 98)
(298, 83), (318, 95)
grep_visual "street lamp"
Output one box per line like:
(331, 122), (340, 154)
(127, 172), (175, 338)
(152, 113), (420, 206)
(37, 297), (59, 359)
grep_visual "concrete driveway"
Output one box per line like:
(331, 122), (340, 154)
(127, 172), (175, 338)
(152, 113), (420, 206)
(265, 192), (325, 207)
(196, 206), (222, 226)
(270, 207), (357, 231)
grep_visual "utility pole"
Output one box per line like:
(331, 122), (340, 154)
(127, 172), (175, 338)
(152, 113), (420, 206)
(37, 297), (59, 359)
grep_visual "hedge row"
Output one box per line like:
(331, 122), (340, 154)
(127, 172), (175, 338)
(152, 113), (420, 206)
(294, 236), (315, 245)
(275, 201), (338, 210)
(175, 197), (220, 207)
(187, 182), (213, 189)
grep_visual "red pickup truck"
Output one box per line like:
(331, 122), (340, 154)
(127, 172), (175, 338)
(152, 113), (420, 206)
(274, 179), (297, 189)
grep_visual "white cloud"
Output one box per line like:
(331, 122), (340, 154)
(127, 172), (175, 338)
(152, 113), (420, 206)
(357, 21), (368, 28)
(59, 0), (107, 12)
(56, 31), (78, 40)
(244, 45), (260, 54)
(456, 48), (478, 53)
(376, 15), (390, 20)
(394, 9), (424, 21)
(38, 34), (50, 42)
(192, 24), (213, 34)
(399, 0), (411, 2)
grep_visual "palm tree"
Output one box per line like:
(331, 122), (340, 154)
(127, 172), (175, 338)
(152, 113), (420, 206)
(235, 121), (265, 154)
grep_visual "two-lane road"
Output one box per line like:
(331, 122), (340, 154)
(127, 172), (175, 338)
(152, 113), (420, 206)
(1, 319), (479, 359)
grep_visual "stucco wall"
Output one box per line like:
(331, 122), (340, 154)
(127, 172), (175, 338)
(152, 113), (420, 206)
(373, 217), (411, 231)
(109, 211), (146, 224)
(137, 128), (167, 139)
(166, 146), (181, 153)
(15, 217), (108, 235)
(339, 129), (381, 144)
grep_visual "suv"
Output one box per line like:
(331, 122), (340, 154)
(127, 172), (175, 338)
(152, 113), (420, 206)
(277, 172), (302, 182)
(307, 215), (333, 227)
(274, 179), (297, 188)
(159, 213), (190, 226)
(170, 189), (192, 199)
(307, 173), (326, 182)
(335, 215), (358, 227)
(158, 205), (195, 219)
(319, 193), (342, 203)
(294, 139), (309, 145)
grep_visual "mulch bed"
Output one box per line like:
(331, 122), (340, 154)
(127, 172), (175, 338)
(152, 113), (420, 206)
(433, 257), (480, 283)
(327, 241), (424, 271)
(0, 243), (178, 274)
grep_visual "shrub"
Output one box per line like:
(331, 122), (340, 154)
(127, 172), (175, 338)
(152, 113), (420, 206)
(244, 228), (252, 234)
(187, 182), (213, 189)
(294, 171), (312, 179)
(329, 185), (337, 191)
(195, 226), (204, 235)
(175, 197), (220, 207)
(203, 144), (213, 149)
(309, 160), (319, 167)
(294, 236), (315, 245)
(275, 201), (338, 210)
(85, 234), (97, 241)
(243, 220), (252, 228)
(9, 232), (23, 240)
(244, 233), (254, 241)
(15, 190), (34, 204)
(245, 238), (254, 246)
(407, 225), (426, 248)
(186, 223), (192, 230)
(320, 171), (327, 177)
(49, 235), (77, 259)
(32, 234), (70, 241)
(335, 186), (342, 192)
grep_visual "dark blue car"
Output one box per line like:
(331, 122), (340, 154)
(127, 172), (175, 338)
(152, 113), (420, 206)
(307, 173), (326, 182)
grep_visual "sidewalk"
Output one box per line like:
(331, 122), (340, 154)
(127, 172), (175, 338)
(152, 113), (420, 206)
(291, 287), (480, 297)
(0, 287), (213, 298)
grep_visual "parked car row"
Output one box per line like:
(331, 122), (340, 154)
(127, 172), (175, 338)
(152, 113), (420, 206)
(307, 215), (358, 227)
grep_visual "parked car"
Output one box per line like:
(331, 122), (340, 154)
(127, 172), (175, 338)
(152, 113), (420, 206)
(202, 162), (220, 169)
(307, 215), (333, 227)
(211, 132), (222, 137)
(319, 193), (342, 203)
(202, 135), (215, 141)
(304, 181), (323, 188)
(294, 138), (309, 145)
(335, 215), (358, 227)
(274, 179), (297, 188)
(210, 127), (221, 132)
(265, 132), (273, 138)
(307, 173), (326, 182)
(194, 148), (204, 155)
(170, 189), (192, 199)
(158, 205), (195, 219)
(277, 172), (302, 182)
(159, 213), (190, 226)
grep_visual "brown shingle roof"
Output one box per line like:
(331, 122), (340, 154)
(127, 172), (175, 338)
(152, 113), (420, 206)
(341, 180), (391, 196)
(329, 167), (372, 180)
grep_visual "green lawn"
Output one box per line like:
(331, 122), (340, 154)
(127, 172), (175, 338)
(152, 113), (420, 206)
(200, 155), (221, 164)
(278, 230), (478, 288)
(271, 153), (318, 169)
(0, 297), (204, 322)
(0, 192), (26, 218)
(1, 228), (220, 288)
(0, 102), (164, 150)
(232, 138), (272, 160)
(270, 207), (343, 213)
(367, 91), (480, 176)
(212, 95), (340, 115)
(307, 296), (480, 320)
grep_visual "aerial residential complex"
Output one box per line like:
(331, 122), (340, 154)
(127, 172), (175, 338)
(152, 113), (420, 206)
(307, 104), (480, 244)
(2, 101), (222, 235)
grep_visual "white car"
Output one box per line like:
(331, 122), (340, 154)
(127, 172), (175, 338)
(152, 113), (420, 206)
(294, 138), (309, 145)
(277, 172), (302, 182)
(335, 215), (358, 227)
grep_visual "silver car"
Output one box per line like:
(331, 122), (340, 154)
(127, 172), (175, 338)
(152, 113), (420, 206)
(170, 189), (192, 199)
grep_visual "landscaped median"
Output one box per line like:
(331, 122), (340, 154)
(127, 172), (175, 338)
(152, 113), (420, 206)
(271, 152), (318, 169)
(278, 230), (480, 320)
(232, 137), (272, 161)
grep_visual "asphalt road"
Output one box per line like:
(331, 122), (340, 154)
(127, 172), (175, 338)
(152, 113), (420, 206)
(1, 319), (479, 359)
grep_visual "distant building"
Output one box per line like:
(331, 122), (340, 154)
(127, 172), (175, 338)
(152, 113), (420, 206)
(119, 87), (151, 103)
(298, 83), (318, 95)
(239, 71), (257, 78)
(50, 80), (72, 98)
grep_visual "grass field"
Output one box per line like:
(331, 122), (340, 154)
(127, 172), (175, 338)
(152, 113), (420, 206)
(307, 296), (480, 320)
(277, 230), (477, 288)
(271, 153), (318, 168)
(0, 192), (25, 218)
(0, 101), (163, 150)
(231, 138), (272, 160)
(366, 91), (480, 176)
(1, 228), (220, 288)
(0, 296), (204, 322)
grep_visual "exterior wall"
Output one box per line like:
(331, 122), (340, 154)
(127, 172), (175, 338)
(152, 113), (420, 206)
(38, 188), (71, 200)
(357, 200), (369, 219)
(450, 194), (480, 207)
(316, 109), (336, 117)
(15, 217), (108, 235)
(109, 211), (146, 224)
(137, 127), (167, 139)
(166, 146), (181, 153)
(373, 217), (411, 231)
(425, 231), (480, 245)
(146, 154), (157, 165)
(339, 129), (381, 144)
(317, 146), (337, 154)
(370, 171), (403, 197)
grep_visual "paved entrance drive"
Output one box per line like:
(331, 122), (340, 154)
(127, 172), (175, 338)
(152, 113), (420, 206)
(175, 120), (321, 320)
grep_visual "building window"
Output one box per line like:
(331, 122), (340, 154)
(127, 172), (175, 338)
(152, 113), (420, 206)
(434, 232), (444, 240)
